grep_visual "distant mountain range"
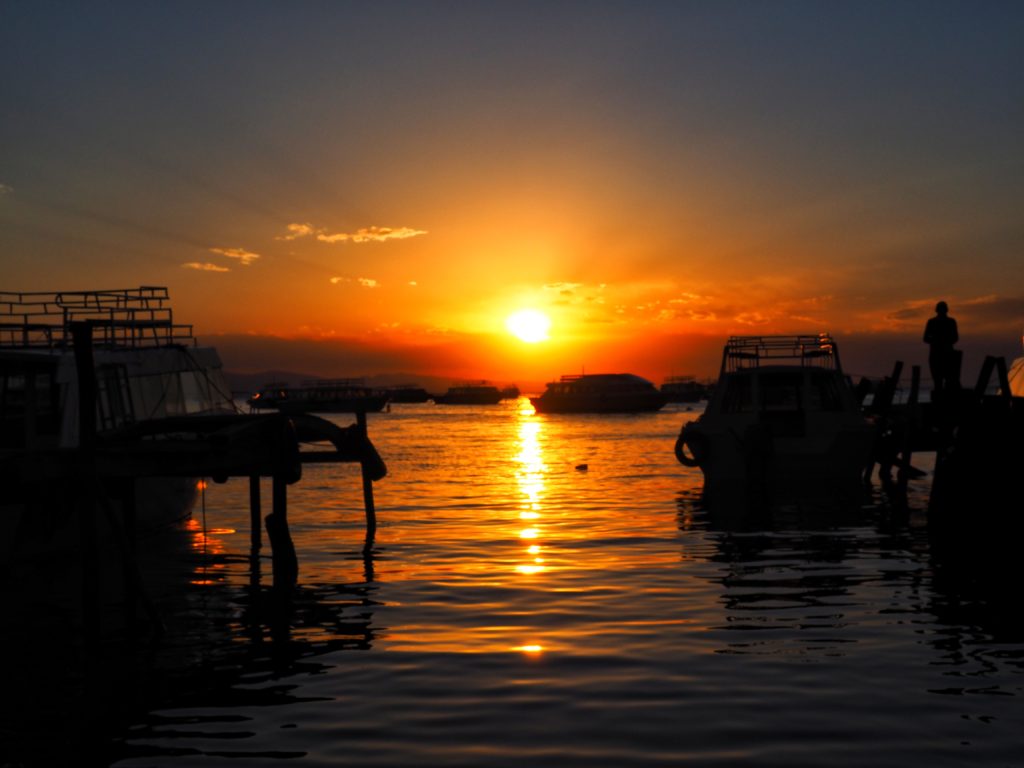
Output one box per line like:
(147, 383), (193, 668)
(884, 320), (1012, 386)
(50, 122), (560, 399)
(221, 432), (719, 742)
(225, 370), (534, 397)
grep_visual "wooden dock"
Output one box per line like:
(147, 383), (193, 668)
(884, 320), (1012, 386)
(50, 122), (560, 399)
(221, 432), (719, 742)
(863, 355), (1022, 526)
(4, 322), (387, 640)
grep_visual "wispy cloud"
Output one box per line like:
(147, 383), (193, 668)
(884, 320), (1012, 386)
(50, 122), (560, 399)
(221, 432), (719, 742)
(317, 226), (427, 244)
(330, 276), (380, 288)
(209, 247), (260, 265)
(0, 183), (12, 195)
(276, 222), (315, 241)
(279, 222), (427, 244)
(182, 262), (230, 272)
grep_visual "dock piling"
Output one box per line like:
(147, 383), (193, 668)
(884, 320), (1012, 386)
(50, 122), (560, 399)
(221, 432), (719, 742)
(249, 475), (262, 553)
(266, 475), (298, 591)
(357, 412), (378, 542)
(896, 365), (920, 495)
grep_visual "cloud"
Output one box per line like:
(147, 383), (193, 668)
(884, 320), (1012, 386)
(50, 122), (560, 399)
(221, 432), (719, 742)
(277, 222), (315, 241)
(330, 276), (380, 288)
(737, 313), (770, 325)
(182, 262), (230, 272)
(317, 226), (427, 243)
(0, 183), (12, 195)
(209, 247), (260, 265)
(544, 282), (583, 292)
(409, 281), (418, 286)
(280, 222), (427, 244)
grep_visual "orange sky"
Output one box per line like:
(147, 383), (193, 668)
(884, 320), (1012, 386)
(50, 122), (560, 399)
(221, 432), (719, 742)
(2, 4), (1022, 385)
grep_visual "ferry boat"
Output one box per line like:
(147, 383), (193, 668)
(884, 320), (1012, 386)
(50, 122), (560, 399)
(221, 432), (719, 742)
(384, 384), (431, 403)
(674, 335), (873, 493)
(0, 287), (237, 537)
(660, 375), (711, 403)
(248, 379), (388, 414)
(433, 383), (504, 405)
(530, 373), (667, 413)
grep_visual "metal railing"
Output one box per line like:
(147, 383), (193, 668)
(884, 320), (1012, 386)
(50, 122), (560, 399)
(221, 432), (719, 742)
(0, 287), (196, 349)
(721, 334), (840, 374)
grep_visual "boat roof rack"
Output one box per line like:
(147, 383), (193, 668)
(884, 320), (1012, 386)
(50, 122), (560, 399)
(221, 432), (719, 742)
(0, 287), (196, 349)
(721, 334), (841, 374)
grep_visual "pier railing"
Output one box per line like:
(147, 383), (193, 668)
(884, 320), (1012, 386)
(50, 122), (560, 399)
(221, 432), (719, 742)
(0, 287), (196, 349)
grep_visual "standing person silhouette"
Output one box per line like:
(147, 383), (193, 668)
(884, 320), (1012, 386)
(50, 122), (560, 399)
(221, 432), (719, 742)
(923, 301), (959, 393)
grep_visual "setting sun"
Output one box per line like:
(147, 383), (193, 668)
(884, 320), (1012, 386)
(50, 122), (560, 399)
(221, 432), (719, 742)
(506, 309), (551, 343)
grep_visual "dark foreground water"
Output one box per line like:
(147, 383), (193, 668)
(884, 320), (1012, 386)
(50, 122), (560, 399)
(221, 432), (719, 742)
(2, 400), (1023, 767)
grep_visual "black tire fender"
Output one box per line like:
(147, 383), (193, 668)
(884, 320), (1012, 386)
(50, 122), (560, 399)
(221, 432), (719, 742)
(675, 426), (707, 468)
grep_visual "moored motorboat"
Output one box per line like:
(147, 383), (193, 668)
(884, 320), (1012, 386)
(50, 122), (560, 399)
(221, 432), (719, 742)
(674, 334), (873, 494)
(530, 373), (667, 413)
(248, 379), (388, 414)
(0, 287), (237, 544)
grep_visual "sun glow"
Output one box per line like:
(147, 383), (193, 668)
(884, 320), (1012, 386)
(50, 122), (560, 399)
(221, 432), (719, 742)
(505, 309), (551, 343)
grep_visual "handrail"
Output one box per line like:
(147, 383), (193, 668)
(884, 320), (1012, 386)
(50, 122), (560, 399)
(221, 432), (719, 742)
(720, 334), (841, 375)
(0, 287), (196, 349)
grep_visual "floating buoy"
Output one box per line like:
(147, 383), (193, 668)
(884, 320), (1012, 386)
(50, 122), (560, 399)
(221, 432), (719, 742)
(575, 463), (588, 471)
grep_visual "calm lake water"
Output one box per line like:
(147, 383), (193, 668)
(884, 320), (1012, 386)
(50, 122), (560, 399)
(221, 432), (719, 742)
(3, 399), (1023, 766)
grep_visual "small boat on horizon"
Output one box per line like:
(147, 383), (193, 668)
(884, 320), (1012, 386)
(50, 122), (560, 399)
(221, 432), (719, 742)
(248, 379), (388, 414)
(674, 334), (873, 495)
(433, 383), (504, 405)
(530, 373), (667, 413)
(384, 384), (431, 403)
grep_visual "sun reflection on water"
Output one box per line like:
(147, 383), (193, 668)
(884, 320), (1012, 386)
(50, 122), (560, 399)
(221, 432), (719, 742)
(515, 414), (547, 579)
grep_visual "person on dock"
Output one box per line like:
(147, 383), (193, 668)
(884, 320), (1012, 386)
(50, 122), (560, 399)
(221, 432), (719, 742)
(923, 301), (960, 393)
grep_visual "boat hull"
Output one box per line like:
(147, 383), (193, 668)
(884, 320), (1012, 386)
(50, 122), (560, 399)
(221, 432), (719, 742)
(678, 420), (874, 491)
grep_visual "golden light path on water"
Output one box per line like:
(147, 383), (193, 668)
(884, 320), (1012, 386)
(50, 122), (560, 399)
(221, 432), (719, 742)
(116, 401), (1024, 768)
(185, 399), (709, 658)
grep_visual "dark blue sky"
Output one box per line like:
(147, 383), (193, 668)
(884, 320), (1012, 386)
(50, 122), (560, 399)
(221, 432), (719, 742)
(2, 1), (1022, 378)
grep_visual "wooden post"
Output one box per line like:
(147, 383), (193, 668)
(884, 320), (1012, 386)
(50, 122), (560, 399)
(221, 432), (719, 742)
(71, 321), (100, 641)
(122, 479), (137, 632)
(995, 356), (1012, 400)
(357, 411), (377, 543)
(249, 475), (262, 553)
(974, 356), (997, 397)
(897, 365), (920, 494)
(266, 475), (298, 591)
(865, 360), (903, 482)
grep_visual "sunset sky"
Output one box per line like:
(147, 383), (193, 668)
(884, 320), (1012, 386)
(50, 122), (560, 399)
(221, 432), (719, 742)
(2, 2), (1022, 385)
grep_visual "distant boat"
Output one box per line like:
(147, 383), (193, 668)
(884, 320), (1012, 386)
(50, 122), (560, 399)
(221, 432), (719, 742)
(530, 373), (667, 413)
(385, 384), (431, 403)
(660, 375), (710, 403)
(674, 334), (873, 492)
(248, 379), (388, 414)
(433, 383), (504, 405)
